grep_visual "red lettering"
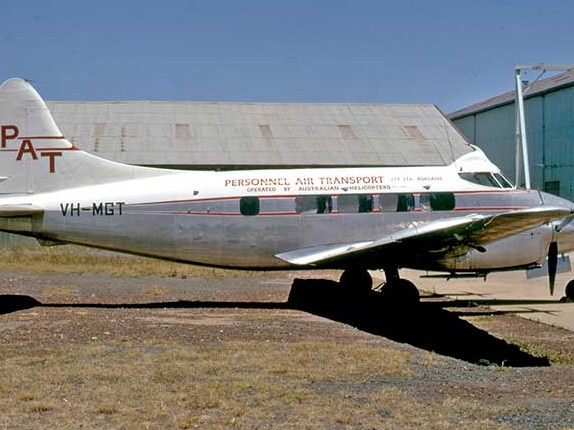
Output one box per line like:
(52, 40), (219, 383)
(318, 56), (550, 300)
(41, 151), (62, 173)
(16, 140), (38, 160)
(1, 125), (18, 148)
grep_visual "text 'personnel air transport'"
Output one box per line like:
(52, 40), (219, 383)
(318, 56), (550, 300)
(1, 78), (574, 303)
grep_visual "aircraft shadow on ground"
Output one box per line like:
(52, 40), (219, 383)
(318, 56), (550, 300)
(0, 278), (554, 367)
(286, 279), (552, 368)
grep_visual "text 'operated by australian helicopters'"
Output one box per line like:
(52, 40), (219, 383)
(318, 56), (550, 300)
(1, 78), (574, 305)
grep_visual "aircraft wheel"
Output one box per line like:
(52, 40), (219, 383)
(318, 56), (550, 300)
(339, 269), (373, 294)
(380, 278), (420, 307)
(565, 280), (574, 301)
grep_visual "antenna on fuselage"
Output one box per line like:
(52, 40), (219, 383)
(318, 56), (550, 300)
(514, 64), (574, 190)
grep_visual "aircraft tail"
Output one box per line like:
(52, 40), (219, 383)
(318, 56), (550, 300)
(0, 78), (165, 195)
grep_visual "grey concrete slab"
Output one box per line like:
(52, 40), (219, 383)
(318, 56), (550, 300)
(375, 268), (574, 331)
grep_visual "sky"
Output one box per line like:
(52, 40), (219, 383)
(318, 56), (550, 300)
(1, 0), (573, 113)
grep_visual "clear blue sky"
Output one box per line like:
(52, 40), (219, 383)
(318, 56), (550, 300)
(2, 0), (572, 112)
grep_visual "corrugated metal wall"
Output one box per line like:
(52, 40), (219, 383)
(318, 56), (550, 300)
(452, 85), (574, 201)
(46, 102), (473, 168)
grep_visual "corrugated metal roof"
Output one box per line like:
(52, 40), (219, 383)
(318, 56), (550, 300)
(449, 70), (574, 119)
(46, 101), (473, 168)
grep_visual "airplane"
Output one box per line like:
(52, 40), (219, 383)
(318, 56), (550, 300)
(1, 77), (574, 305)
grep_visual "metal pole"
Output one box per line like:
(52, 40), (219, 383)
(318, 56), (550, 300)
(513, 63), (574, 191)
(515, 69), (531, 189)
(514, 70), (522, 188)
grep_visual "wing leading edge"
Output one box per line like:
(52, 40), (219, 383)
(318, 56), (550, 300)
(275, 206), (572, 267)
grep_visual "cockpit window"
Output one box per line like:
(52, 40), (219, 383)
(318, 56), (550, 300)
(493, 173), (514, 189)
(459, 172), (513, 189)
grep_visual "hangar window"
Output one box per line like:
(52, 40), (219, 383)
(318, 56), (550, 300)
(420, 193), (455, 211)
(379, 193), (415, 212)
(94, 122), (105, 137)
(296, 195), (332, 214)
(337, 124), (357, 139)
(240, 197), (260, 216)
(175, 123), (191, 139)
(259, 124), (273, 138)
(545, 181), (560, 196)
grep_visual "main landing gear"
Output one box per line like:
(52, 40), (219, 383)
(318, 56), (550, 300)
(339, 267), (420, 307)
(565, 280), (574, 302)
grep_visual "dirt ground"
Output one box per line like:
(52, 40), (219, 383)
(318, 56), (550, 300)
(1, 267), (574, 429)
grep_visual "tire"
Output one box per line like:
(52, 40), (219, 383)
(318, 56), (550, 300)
(339, 269), (373, 293)
(380, 278), (420, 307)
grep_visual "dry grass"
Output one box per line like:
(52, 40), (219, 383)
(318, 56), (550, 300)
(0, 340), (510, 429)
(0, 245), (260, 279)
(0, 246), (556, 428)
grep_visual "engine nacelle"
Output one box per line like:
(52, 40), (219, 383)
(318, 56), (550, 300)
(436, 225), (554, 272)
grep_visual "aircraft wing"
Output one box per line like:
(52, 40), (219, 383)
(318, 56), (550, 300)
(275, 206), (571, 267)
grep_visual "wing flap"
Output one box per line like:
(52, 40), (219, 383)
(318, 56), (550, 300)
(275, 206), (571, 267)
(275, 241), (375, 266)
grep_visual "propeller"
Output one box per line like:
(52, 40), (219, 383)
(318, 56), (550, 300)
(548, 215), (573, 296)
(548, 241), (558, 296)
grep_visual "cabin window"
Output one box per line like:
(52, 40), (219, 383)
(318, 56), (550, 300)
(337, 194), (374, 213)
(296, 195), (332, 214)
(258, 197), (294, 214)
(396, 193), (415, 212)
(419, 193), (431, 211)
(420, 192), (455, 211)
(379, 194), (398, 212)
(316, 195), (332, 213)
(379, 193), (415, 212)
(240, 197), (260, 216)
(358, 195), (373, 212)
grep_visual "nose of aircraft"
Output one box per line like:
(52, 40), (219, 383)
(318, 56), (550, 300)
(540, 190), (574, 211)
(536, 191), (574, 295)
(556, 218), (574, 254)
(542, 190), (574, 253)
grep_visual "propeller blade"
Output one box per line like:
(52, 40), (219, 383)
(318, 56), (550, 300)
(548, 241), (558, 296)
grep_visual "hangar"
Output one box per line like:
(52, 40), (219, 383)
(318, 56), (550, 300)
(449, 71), (574, 201)
(45, 101), (472, 169)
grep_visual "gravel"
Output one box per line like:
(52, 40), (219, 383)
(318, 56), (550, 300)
(1, 269), (574, 428)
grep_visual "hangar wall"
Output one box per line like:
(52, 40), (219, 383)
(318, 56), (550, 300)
(44, 102), (472, 169)
(450, 71), (574, 201)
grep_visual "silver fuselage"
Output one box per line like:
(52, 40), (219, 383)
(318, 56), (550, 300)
(2, 77), (573, 278)
(2, 168), (572, 273)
